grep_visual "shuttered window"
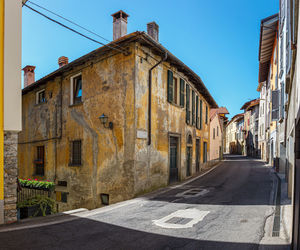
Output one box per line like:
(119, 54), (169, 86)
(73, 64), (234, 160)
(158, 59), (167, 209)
(205, 105), (208, 124)
(192, 90), (195, 125)
(196, 96), (199, 129)
(180, 79), (185, 107)
(71, 140), (82, 166)
(186, 84), (190, 124)
(167, 70), (173, 102)
(200, 100), (203, 129)
(272, 90), (279, 121)
(280, 82), (285, 120)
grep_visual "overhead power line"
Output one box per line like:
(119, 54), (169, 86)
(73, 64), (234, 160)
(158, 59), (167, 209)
(24, 3), (127, 54)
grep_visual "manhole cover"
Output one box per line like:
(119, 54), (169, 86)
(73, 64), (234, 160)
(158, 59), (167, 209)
(176, 188), (209, 198)
(153, 208), (210, 229)
(165, 217), (193, 225)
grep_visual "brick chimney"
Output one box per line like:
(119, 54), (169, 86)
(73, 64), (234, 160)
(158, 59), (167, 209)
(22, 65), (36, 88)
(147, 22), (159, 42)
(58, 56), (68, 68)
(111, 10), (129, 40)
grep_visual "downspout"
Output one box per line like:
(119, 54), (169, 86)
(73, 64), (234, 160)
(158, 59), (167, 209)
(148, 52), (167, 145)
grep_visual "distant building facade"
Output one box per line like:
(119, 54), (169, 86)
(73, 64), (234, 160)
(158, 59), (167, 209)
(209, 107), (229, 161)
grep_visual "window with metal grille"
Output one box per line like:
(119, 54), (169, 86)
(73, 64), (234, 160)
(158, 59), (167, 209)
(35, 146), (45, 176)
(71, 140), (81, 166)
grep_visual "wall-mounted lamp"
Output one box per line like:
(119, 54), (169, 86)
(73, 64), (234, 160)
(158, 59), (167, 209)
(99, 113), (113, 129)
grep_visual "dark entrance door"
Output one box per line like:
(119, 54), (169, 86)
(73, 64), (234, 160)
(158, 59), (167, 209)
(169, 137), (178, 183)
(186, 147), (192, 177)
(196, 139), (200, 172)
(203, 142), (207, 163)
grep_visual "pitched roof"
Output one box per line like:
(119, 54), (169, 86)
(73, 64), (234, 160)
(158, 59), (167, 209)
(226, 113), (244, 127)
(22, 31), (218, 108)
(210, 107), (229, 120)
(240, 98), (259, 110)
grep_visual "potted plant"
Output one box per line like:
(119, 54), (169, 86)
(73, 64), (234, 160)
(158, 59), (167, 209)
(17, 195), (56, 219)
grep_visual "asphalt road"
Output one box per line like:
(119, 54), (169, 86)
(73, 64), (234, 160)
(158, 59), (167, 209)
(0, 155), (290, 250)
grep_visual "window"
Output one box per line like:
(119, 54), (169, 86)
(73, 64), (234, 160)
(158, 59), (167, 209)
(217, 126), (219, 136)
(192, 90), (195, 125)
(180, 79), (185, 107)
(71, 74), (82, 105)
(196, 96), (199, 128)
(35, 146), (45, 176)
(200, 100), (203, 129)
(70, 140), (82, 166)
(213, 128), (215, 139)
(205, 105), (208, 124)
(173, 77), (178, 104)
(36, 89), (46, 104)
(167, 70), (173, 103)
(186, 84), (190, 124)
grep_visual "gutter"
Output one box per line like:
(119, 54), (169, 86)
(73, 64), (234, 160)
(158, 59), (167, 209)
(148, 52), (167, 145)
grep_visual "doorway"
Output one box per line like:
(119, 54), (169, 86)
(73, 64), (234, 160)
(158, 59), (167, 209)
(203, 142), (207, 163)
(186, 134), (192, 177)
(169, 136), (179, 183)
(196, 138), (200, 172)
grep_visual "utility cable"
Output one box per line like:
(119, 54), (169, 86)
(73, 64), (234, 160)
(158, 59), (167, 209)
(24, 3), (127, 54)
(27, 0), (125, 53)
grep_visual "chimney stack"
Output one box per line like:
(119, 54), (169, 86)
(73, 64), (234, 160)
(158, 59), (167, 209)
(147, 22), (159, 42)
(111, 10), (129, 40)
(58, 56), (69, 68)
(22, 65), (36, 88)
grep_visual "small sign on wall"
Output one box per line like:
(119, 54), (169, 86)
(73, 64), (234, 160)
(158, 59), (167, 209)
(137, 130), (148, 139)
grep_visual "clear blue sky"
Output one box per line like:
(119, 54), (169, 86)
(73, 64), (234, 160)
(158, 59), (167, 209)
(22, 0), (278, 119)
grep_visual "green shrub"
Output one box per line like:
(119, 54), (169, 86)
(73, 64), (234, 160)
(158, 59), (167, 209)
(17, 195), (56, 216)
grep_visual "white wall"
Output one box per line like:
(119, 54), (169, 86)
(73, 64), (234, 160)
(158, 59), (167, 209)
(3, 0), (22, 131)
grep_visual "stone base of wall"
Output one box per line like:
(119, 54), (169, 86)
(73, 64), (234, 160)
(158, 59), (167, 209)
(3, 131), (18, 224)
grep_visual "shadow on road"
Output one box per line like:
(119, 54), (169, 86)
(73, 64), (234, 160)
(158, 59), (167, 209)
(0, 215), (290, 250)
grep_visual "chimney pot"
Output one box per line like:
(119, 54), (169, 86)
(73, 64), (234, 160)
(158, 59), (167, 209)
(111, 10), (129, 40)
(22, 65), (36, 88)
(147, 22), (159, 42)
(58, 56), (69, 68)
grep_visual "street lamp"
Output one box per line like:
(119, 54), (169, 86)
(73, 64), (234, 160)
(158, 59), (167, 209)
(99, 113), (113, 129)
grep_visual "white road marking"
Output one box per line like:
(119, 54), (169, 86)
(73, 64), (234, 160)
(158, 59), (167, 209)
(153, 208), (210, 229)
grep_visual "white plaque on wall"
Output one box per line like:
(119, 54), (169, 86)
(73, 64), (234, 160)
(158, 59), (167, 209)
(137, 130), (148, 139)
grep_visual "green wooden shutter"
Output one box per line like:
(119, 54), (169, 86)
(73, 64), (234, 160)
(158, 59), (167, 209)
(167, 70), (173, 102)
(200, 100), (203, 129)
(180, 79), (185, 107)
(196, 96), (199, 128)
(205, 105), (208, 124)
(186, 84), (190, 124)
(192, 90), (195, 125)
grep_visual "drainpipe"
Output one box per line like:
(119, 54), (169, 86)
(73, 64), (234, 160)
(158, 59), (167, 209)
(148, 52), (167, 145)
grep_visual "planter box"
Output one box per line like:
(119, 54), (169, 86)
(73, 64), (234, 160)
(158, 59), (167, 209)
(19, 205), (51, 219)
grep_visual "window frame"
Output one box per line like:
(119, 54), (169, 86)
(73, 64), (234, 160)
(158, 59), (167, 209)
(70, 140), (82, 166)
(36, 89), (46, 105)
(70, 73), (82, 105)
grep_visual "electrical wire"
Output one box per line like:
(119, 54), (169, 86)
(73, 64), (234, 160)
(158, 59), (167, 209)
(24, 3), (127, 54)
(27, 0), (124, 50)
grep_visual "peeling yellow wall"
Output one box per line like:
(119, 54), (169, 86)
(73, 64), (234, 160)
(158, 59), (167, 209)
(19, 41), (214, 211)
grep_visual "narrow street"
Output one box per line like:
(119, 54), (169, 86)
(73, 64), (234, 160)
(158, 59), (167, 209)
(0, 156), (290, 250)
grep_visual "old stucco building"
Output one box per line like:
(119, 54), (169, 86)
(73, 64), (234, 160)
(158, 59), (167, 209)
(19, 11), (218, 211)
(209, 107), (228, 161)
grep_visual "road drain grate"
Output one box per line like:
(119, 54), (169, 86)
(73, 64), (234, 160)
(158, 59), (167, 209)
(272, 175), (281, 237)
(165, 217), (193, 225)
